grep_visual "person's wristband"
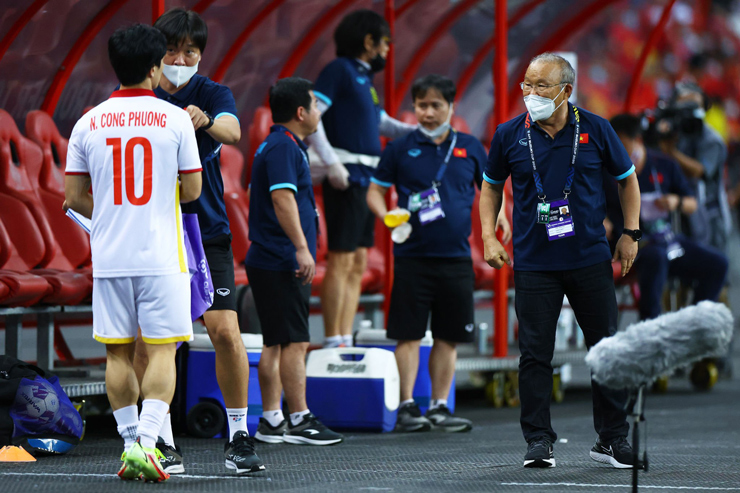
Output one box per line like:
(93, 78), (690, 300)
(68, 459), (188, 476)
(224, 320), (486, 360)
(202, 111), (215, 130)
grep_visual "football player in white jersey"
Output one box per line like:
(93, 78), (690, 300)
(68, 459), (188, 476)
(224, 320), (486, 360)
(64, 24), (202, 482)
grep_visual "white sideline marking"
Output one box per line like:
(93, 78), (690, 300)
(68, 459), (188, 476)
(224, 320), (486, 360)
(502, 483), (740, 491)
(0, 472), (247, 480)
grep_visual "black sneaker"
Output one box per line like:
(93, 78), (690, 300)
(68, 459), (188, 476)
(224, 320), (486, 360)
(283, 412), (343, 446)
(395, 402), (431, 432)
(224, 431), (265, 474)
(156, 437), (184, 474)
(590, 436), (644, 469)
(524, 437), (556, 468)
(425, 405), (472, 433)
(254, 418), (287, 444)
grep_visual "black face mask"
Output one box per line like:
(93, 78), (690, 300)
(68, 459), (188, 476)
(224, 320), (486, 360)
(369, 54), (386, 73)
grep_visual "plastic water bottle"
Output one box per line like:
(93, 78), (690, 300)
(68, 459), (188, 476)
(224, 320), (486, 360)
(384, 208), (411, 228)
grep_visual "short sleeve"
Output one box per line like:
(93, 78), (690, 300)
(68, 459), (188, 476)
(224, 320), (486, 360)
(371, 143), (397, 188)
(65, 119), (89, 175)
(208, 83), (239, 123)
(178, 114), (202, 173)
(483, 125), (510, 184)
(266, 143), (300, 193)
(696, 136), (727, 180)
(602, 122), (635, 180)
(314, 61), (348, 109)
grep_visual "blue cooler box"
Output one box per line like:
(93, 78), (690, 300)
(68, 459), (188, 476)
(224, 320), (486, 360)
(306, 347), (399, 432)
(355, 328), (455, 414)
(185, 333), (263, 437)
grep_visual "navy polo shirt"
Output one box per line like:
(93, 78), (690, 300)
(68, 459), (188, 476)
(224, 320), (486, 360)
(314, 57), (382, 185)
(484, 104), (635, 271)
(603, 149), (694, 233)
(245, 125), (317, 272)
(372, 129), (486, 258)
(154, 75), (239, 241)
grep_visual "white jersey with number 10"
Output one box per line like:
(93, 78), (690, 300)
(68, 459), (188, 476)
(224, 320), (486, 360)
(65, 89), (202, 278)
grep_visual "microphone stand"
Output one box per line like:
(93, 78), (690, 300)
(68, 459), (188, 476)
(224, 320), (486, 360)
(630, 384), (648, 492)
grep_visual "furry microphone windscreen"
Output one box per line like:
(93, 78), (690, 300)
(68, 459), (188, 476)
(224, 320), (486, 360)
(585, 301), (734, 390)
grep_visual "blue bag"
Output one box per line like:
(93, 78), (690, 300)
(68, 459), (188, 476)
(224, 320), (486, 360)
(9, 375), (83, 454)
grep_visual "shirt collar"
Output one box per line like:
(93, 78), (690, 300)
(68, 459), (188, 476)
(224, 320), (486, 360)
(271, 124), (308, 151)
(109, 88), (156, 99)
(154, 74), (202, 104)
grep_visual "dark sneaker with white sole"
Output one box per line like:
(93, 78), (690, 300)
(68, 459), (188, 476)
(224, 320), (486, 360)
(156, 437), (184, 474)
(425, 405), (472, 432)
(524, 437), (556, 468)
(283, 413), (343, 445)
(224, 431), (265, 474)
(590, 436), (644, 469)
(254, 418), (287, 444)
(395, 402), (432, 432)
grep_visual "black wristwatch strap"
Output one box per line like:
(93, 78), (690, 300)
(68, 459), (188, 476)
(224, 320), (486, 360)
(623, 228), (642, 241)
(202, 111), (215, 130)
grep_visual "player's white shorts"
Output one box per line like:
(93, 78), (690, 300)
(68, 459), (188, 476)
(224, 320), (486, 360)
(92, 273), (192, 344)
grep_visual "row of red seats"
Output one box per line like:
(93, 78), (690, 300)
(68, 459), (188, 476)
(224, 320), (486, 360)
(0, 109), (92, 307)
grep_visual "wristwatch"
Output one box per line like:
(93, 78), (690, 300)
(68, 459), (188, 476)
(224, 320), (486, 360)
(623, 228), (642, 242)
(202, 111), (215, 130)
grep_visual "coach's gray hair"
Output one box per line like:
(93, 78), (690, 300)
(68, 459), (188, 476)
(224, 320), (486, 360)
(530, 52), (575, 85)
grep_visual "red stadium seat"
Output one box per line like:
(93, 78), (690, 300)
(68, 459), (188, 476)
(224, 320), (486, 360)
(0, 208), (52, 306)
(245, 107), (273, 188)
(0, 110), (91, 305)
(24, 110), (92, 268)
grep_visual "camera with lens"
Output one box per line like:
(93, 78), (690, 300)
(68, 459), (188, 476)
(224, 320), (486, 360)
(643, 99), (705, 147)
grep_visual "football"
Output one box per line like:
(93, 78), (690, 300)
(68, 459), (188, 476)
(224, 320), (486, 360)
(17, 379), (60, 427)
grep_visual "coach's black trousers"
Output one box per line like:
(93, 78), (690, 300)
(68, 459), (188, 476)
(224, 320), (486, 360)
(514, 260), (630, 444)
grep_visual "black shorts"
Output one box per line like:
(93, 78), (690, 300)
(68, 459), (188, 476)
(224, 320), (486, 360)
(245, 265), (311, 347)
(203, 234), (237, 312)
(387, 257), (475, 343)
(322, 180), (375, 251)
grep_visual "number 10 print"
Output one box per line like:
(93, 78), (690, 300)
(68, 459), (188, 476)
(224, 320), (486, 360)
(106, 137), (152, 206)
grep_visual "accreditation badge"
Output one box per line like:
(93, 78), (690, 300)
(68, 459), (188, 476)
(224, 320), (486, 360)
(417, 187), (445, 225)
(545, 199), (575, 241)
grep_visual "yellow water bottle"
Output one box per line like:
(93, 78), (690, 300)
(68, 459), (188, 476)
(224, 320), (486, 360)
(384, 208), (411, 228)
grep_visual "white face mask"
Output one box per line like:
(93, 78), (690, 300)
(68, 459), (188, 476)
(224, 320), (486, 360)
(524, 85), (566, 122)
(162, 62), (199, 88)
(418, 103), (454, 140)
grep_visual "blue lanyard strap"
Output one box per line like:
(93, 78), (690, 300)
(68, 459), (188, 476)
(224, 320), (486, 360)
(432, 130), (459, 186)
(526, 105), (580, 202)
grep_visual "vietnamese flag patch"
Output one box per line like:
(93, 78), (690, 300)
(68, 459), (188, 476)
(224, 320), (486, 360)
(453, 147), (467, 158)
(579, 133), (589, 144)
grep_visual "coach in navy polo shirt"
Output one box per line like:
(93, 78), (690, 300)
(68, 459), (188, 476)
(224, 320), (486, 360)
(368, 75), (509, 434)
(480, 53), (642, 469)
(246, 78), (343, 448)
(306, 10), (416, 349)
(149, 8), (262, 473)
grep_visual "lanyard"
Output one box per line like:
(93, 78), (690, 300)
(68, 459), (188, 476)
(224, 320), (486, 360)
(526, 106), (580, 202)
(431, 130), (458, 187)
(650, 167), (663, 195)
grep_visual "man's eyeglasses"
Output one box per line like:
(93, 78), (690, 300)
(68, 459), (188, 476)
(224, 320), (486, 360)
(520, 82), (566, 93)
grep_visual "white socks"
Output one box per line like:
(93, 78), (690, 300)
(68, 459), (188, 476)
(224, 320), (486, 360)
(138, 399), (169, 449)
(342, 334), (353, 347)
(158, 412), (175, 448)
(263, 409), (285, 428)
(400, 399), (415, 407)
(324, 335), (342, 348)
(290, 409), (311, 426)
(429, 399), (447, 410)
(113, 405), (139, 452)
(226, 407), (248, 441)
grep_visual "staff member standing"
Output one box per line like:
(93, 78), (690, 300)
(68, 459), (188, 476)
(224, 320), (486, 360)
(307, 9), (416, 348)
(481, 53), (642, 469)
(247, 78), (343, 447)
(368, 75), (509, 433)
(145, 8), (263, 474)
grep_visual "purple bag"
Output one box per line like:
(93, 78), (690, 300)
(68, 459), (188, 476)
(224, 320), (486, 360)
(182, 213), (214, 321)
